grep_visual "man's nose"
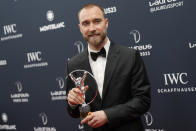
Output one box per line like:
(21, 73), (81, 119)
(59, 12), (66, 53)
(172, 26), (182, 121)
(88, 23), (96, 32)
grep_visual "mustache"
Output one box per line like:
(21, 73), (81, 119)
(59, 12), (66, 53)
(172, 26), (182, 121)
(87, 32), (100, 36)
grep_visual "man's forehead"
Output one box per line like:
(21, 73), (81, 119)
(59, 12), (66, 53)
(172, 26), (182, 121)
(79, 6), (104, 22)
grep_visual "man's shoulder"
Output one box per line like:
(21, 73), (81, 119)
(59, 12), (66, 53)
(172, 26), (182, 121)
(112, 42), (136, 55)
(68, 50), (86, 64)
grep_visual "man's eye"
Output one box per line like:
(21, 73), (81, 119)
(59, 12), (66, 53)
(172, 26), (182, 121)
(94, 20), (101, 23)
(82, 22), (89, 26)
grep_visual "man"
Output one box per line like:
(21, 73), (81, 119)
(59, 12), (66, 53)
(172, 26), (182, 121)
(66, 4), (151, 131)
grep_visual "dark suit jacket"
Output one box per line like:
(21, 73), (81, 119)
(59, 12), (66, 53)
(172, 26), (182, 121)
(66, 42), (151, 131)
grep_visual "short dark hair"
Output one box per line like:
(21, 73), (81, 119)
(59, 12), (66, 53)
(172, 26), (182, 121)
(78, 4), (105, 22)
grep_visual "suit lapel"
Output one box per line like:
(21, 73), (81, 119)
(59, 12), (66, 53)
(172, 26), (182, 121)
(78, 49), (102, 104)
(102, 42), (120, 101)
(78, 48), (92, 74)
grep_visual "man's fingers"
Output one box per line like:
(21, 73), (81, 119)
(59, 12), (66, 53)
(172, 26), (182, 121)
(69, 90), (83, 101)
(68, 93), (82, 104)
(81, 117), (88, 124)
(81, 115), (93, 124)
(69, 93), (83, 104)
(88, 117), (97, 127)
(72, 88), (83, 96)
(67, 88), (84, 105)
(80, 111), (108, 128)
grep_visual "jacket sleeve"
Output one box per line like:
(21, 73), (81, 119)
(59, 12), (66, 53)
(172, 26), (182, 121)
(66, 62), (80, 118)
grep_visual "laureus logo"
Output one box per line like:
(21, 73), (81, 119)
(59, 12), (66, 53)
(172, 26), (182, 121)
(10, 81), (30, 103)
(15, 81), (23, 92)
(39, 113), (48, 126)
(189, 42), (196, 49)
(74, 41), (84, 54)
(50, 77), (66, 101)
(148, 0), (184, 13)
(104, 6), (117, 14)
(56, 77), (64, 89)
(129, 29), (152, 56)
(78, 124), (84, 131)
(130, 30), (140, 44)
(34, 113), (56, 131)
(46, 10), (54, 22)
(1, 113), (8, 123)
(144, 112), (153, 126)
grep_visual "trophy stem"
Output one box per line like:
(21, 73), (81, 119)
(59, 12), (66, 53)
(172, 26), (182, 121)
(79, 103), (90, 119)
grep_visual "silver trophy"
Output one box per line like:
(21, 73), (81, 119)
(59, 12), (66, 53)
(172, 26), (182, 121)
(68, 70), (97, 119)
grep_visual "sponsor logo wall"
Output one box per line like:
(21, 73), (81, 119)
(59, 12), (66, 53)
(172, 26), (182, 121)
(1, 24), (23, 42)
(24, 51), (48, 69)
(33, 113), (57, 131)
(0, 113), (17, 130)
(148, 0), (184, 13)
(10, 81), (30, 103)
(0, 0), (195, 131)
(50, 77), (66, 101)
(129, 30), (153, 56)
(158, 72), (196, 94)
(39, 10), (65, 32)
(143, 112), (165, 131)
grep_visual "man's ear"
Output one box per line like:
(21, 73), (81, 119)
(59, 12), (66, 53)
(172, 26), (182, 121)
(105, 18), (109, 29)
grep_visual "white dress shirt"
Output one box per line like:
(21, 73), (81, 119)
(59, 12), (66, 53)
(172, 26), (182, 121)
(88, 39), (110, 98)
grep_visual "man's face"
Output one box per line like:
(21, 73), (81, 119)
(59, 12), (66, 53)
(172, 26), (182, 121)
(78, 6), (108, 47)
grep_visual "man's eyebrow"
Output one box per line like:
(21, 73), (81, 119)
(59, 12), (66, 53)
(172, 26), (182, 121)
(81, 20), (88, 23)
(94, 18), (102, 20)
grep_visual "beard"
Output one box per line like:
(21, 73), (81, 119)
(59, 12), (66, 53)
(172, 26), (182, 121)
(83, 30), (107, 47)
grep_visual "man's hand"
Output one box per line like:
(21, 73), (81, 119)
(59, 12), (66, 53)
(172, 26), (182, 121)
(67, 88), (84, 105)
(81, 110), (108, 128)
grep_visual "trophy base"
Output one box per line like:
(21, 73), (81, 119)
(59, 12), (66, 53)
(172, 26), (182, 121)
(79, 104), (90, 119)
